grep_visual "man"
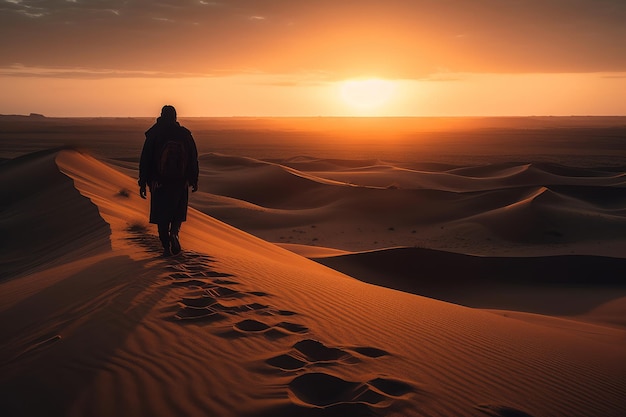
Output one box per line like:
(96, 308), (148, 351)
(139, 105), (199, 256)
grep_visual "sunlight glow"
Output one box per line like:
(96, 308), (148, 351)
(339, 78), (396, 111)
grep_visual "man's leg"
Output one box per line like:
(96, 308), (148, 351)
(170, 221), (182, 255)
(158, 222), (172, 256)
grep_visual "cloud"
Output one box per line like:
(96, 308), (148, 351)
(1, 0), (625, 77)
(2, 0), (47, 17)
(17, 9), (43, 17)
(0, 64), (230, 79)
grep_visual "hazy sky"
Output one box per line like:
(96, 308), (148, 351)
(1, 0), (625, 116)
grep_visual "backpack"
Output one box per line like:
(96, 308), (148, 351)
(158, 139), (188, 180)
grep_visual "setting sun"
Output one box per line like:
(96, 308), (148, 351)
(1, 1), (625, 117)
(338, 78), (396, 112)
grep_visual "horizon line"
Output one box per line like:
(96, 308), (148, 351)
(3, 114), (626, 119)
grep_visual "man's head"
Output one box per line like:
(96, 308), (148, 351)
(160, 105), (177, 122)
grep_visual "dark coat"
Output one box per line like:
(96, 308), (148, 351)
(139, 117), (199, 224)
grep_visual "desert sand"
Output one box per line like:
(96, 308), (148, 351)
(1, 117), (625, 417)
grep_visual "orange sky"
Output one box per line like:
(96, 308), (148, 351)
(1, 1), (625, 116)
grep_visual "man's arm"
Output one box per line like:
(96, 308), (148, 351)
(188, 132), (199, 192)
(138, 132), (153, 198)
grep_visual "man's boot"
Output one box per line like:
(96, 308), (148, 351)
(158, 224), (172, 257)
(170, 222), (182, 255)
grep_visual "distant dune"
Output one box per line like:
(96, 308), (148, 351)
(181, 153), (626, 258)
(314, 247), (626, 320)
(1, 120), (625, 416)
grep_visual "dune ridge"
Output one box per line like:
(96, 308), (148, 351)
(0, 148), (111, 280)
(0, 149), (625, 417)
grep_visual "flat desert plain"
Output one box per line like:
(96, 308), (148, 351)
(1, 116), (625, 417)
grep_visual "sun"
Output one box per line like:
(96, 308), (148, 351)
(338, 78), (396, 112)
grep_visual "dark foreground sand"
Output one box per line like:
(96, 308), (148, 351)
(1, 117), (625, 416)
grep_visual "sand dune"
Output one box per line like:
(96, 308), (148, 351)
(1, 148), (625, 417)
(275, 158), (626, 192)
(20, 116), (620, 256)
(177, 153), (626, 256)
(314, 247), (626, 320)
(0, 148), (111, 280)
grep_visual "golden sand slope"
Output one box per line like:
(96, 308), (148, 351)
(1, 149), (625, 417)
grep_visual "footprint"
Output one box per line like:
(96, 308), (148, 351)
(349, 346), (390, 358)
(194, 271), (234, 278)
(276, 310), (297, 316)
(229, 319), (309, 339)
(266, 354), (308, 371)
(293, 339), (353, 362)
(181, 258), (214, 266)
(367, 377), (413, 397)
(166, 261), (232, 278)
(181, 250), (213, 259)
(212, 278), (239, 285)
(167, 264), (192, 273)
(180, 296), (217, 308)
(205, 286), (244, 298)
(181, 253), (215, 262)
(170, 279), (213, 288)
(170, 269), (232, 278)
(235, 319), (271, 332)
(179, 263), (209, 271)
(169, 270), (235, 281)
(266, 339), (355, 372)
(476, 405), (535, 417)
(211, 302), (257, 314)
(176, 297), (270, 320)
(249, 291), (270, 297)
(125, 231), (164, 253)
(276, 322), (309, 334)
(174, 307), (225, 322)
(288, 372), (390, 408)
(258, 309), (298, 317)
(245, 302), (271, 312)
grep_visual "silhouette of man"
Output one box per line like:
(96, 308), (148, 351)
(139, 105), (199, 256)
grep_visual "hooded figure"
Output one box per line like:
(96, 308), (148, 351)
(139, 105), (199, 256)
